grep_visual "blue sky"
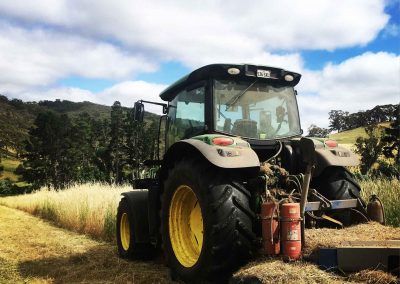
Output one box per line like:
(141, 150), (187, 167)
(0, 0), (398, 129)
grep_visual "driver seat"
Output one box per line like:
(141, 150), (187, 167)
(232, 119), (257, 138)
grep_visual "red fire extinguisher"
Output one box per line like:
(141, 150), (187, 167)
(261, 200), (280, 256)
(280, 202), (302, 260)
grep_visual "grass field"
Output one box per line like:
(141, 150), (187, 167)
(0, 176), (398, 244)
(0, 183), (132, 241)
(1, 185), (398, 284)
(359, 178), (400, 227)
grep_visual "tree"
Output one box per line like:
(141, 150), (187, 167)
(307, 124), (330, 138)
(354, 126), (383, 175)
(22, 112), (78, 189)
(328, 110), (349, 132)
(72, 113), (107, 182)
(382, 107), (400, 162)
(108, 101), (126, 184)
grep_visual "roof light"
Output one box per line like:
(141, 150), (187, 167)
(212, 137), (234, 146)
(227, 68), (240, 75)
(325, 140), (338, 148)
(284, 74), (294, 82)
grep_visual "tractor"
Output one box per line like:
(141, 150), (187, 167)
(116, 64), (371, 283)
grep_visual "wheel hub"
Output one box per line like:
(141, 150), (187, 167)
(120, 212), (130, 251)
(169, 185), (203, 267)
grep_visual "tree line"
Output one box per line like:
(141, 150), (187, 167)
(328, 104), (398, 132)
(19, 101), (158, 189)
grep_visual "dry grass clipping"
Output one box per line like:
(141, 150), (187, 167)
(304, 222), (400, 256)
(233, 223), (400, 284)
(232, 258), (345, 284)
(348, 269), (397, 284)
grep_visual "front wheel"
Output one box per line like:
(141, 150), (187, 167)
(161, 160), (256, 283)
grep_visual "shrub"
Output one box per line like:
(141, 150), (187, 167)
(14, 164), (25, 175)
(0, 179), (13, 195)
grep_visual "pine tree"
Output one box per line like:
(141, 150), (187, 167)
(108, 101), (126, 184)
(23, 112), (77, 189)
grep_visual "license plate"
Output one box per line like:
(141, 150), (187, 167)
(257, 69), (271, 78)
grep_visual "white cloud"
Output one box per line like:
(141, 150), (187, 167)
(101, 81), (167, 113)
(0, 1), (397, 132)
(0, 22), (156, 92)
(10, 52), (398, 129)
(0, 0), (389, 68)
(13, 81), (167, 114)
(297, 52), (400, 130)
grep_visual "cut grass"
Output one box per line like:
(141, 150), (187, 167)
(2, 204), (398, 284)
(233, 223), (400, 284)
(0, 179), (398, 283)
(0, 205), (171, 283)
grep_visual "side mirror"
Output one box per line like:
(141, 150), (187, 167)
(133, 101), (144, 122)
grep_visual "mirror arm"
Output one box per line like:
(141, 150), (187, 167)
(139, 100), (168, 114)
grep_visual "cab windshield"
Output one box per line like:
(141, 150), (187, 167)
(214, 79), (301, 140)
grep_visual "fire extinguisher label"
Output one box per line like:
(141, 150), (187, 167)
(287, 230), (298, 240)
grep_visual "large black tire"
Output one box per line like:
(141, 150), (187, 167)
(311, 166), (363, 226)
(116, 198), (157, 259)
(161, 160), (256, 283)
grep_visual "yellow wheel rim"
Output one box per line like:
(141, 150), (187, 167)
(120, 213), (130, 251)
(169, 185), (203, 267)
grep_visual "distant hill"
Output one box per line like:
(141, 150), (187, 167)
(0, 95), (159, 158)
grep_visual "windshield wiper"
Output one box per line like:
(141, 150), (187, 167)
(225, 80), (257, 110)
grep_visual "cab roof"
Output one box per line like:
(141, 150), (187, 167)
(159, 63), (301, 101)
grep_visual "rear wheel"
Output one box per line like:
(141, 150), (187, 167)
(161, 160), (256, 283)
(311, 166), (364, 226)
(116, 198), (157, 259)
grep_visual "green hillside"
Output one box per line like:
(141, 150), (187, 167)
(329, 122), (390, 144)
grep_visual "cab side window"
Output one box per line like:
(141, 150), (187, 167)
(167, 86), (205, 147)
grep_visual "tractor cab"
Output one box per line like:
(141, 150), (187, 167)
(157, 64), (303, 150)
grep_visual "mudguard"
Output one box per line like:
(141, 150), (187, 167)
(309, 138), (359, 176)
(164, 135), (260, 169)
(121, 189), (153, 244)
